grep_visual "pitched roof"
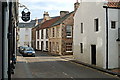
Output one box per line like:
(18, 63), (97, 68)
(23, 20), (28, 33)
(18, 22), (36, 28)
(37, 16), (60, 30)
(18, 18), (44, 28)
(50, 11), (74, 27)
(38, 19), (43, 23)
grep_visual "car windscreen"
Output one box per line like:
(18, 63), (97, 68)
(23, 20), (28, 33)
(25, 47), (34, 51)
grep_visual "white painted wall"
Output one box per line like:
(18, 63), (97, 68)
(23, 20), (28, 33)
(108, 9), (119, 68)
(73, 2), (119, 69)
(19, 28), (32, 47)
(73, 2), (106, 68)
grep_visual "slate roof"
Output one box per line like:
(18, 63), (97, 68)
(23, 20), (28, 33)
(38, 19), (43, 23)
(36, 16), (60, 30)
(18, 22), (36, 28)
(50, 11), (74, 27)
(18, 18), (43, 28)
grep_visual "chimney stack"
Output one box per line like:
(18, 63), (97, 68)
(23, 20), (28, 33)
(60, 11), (69, 18)
(74, 0), (80, 11)
(35, 17), (38, 26)
(42, 11), (51, 23)
(43, 11), (50, 20)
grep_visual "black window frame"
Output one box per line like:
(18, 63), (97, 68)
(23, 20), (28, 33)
(80, 43), (83, 53)
(111, 21), (116, 29)
(81, 23), (83, 33)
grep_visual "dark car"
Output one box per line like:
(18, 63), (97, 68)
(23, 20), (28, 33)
(22, 47), (35, 57)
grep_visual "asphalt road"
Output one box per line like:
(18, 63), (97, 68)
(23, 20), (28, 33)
(12, 51), (120, 80)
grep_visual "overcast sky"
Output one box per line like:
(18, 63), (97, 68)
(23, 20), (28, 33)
(19, 0), (77, 22)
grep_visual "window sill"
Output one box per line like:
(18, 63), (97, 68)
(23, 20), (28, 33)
(66, 36), (72, 38)
(66, 51), (73, 52)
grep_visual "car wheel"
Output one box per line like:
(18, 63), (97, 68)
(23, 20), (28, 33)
(22, 54), (25, 57)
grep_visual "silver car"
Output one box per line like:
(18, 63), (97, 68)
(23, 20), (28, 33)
(22, 47), (35, 57)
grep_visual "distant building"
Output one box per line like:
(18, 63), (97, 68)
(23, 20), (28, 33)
(31, 18), (43, 49)
(35, 11), (60, 51)
(73, 1), (120, 69)
(18, 20), (36, 47)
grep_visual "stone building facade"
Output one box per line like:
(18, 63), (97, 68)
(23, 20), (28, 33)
(48, 1), (80, 55)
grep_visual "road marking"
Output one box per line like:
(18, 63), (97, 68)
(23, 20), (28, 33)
(63, 72), (74, 79)
(63, 72), (68, 76)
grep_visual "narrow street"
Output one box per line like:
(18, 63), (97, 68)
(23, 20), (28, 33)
(12, 51), (119, 79)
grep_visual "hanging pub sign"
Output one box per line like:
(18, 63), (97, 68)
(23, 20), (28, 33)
(21, 8), (30, 22)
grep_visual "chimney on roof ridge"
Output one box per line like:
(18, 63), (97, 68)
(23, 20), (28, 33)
(60, 11), (69, 18)
(42, 11), (51, 23)
(35, 17), (38, 26)
(43, 11), (50, 20)
(74, 0), (80, 11)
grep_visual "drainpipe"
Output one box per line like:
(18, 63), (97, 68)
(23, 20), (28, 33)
(8, 2), (12, 80)
(103, 6), (109, 69)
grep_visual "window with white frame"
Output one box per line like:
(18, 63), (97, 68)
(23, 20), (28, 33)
(46, 41), (48, 50)
(37, 41), (39, 49)
(66, 43), (72, 52)
(41, 29), (43, 39)
(46, 29), (48, 39)
(37, 30), (39, 39)
(56, 42), (59, 52)
(66, 26), (72, 38)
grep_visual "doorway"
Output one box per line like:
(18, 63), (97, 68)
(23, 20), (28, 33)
(91, 45), (96, 65)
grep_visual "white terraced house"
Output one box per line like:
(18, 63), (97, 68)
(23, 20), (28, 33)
(73, 1), (120, 69)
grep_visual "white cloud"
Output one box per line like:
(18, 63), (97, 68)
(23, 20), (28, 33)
(19, 0), (76, 22)
(20, 0), (75, 3)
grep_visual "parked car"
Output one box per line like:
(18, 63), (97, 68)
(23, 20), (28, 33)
(22, 47), (35, 57)
(18, 46), (25, 54)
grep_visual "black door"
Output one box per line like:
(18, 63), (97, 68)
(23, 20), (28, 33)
(91, 45), (96, 65)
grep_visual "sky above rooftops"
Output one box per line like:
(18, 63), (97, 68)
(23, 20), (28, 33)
(19, 0), (77, 22)
(19, 0), (119, 22)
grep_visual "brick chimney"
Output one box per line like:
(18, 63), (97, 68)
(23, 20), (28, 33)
(60, 11), (69, 18)
(43, 11), (50, 20)
(35, 17), (38, 26)
(41, 11), (51, 23)
(74, 0), (80, 11)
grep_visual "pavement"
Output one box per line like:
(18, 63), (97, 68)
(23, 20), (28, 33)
(60, 55), (120, 78)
